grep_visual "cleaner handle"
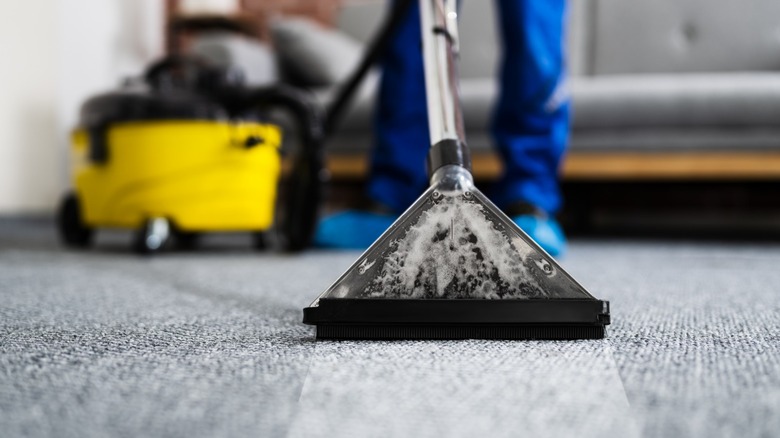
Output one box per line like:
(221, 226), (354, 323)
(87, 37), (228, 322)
(421, 0), (472, 177)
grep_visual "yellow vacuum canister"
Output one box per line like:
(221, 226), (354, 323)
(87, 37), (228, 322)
(57, 56), (323, 253)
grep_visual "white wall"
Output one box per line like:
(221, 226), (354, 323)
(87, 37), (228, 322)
(0, 0), (163, 214)
(0, 1), (59, 214)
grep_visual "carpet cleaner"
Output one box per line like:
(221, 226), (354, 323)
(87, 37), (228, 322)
(58, 56), (324, 254)
(304, 0), (610, 339)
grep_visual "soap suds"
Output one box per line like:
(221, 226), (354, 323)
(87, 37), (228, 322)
(362, 195), (551, 299)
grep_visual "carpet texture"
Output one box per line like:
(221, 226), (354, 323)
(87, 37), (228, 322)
(1, 218), (778, 437)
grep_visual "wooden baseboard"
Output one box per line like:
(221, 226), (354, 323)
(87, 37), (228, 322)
(322, 152), (780, 181)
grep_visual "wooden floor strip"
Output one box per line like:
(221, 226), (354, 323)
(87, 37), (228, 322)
(320, 152), (780, 181)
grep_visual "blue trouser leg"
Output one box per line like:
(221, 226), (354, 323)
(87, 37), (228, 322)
(369, 0), (569, 215)
(492, 0), (570, 214)
(367, 1), (430, 213)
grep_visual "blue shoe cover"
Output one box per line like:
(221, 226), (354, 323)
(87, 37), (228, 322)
(512, 215), (568, 257)
(313, 210), (397, 249)
(315, 210), (566, 254)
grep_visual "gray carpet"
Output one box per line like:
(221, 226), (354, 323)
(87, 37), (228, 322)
(1, 218), (778, 437)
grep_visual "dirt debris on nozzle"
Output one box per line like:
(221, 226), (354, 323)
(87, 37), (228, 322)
(359, 194), (562, 299)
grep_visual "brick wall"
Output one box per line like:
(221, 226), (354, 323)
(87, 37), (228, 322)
(166, 0), (349, 50)
(242, 0), (344, 40)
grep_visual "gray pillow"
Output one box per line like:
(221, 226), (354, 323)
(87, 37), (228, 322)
(191, 32), (279, 86)
(271, 16), (364, 86)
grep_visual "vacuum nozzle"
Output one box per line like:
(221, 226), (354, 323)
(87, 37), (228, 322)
(303, 166), (609, 339)
(309, 166), (595, 302)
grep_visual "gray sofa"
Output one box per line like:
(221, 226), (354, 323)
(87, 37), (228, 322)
(325, 0), (780, 177)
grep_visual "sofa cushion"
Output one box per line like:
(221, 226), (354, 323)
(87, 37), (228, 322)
(441, 74), (780, 130)
(325, 73), (780, 153)
(573, 73), (780, 129)
(271, 17), (363, 86)
(333, 73), (780, 131)
(191, 33), (278, 86)
(591, 0), (780, 75)
(571, 129), (780, 153)
(326, 127), (780, 154)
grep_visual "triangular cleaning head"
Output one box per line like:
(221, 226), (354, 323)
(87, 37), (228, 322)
(304, 166), (610, 340)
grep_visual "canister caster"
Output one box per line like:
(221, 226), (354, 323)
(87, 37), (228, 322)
(57, 193), (93, 248)
(134, 217), (171, 254)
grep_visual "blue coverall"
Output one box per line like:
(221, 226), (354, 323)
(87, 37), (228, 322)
(367, 0), (570, 215)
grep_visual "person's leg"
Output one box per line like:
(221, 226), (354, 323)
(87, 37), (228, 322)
(493, 0), (570, 255)
(315, 0), (428, 248)
(367, 0), (430, 213)
(492, 0), (569, 215)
